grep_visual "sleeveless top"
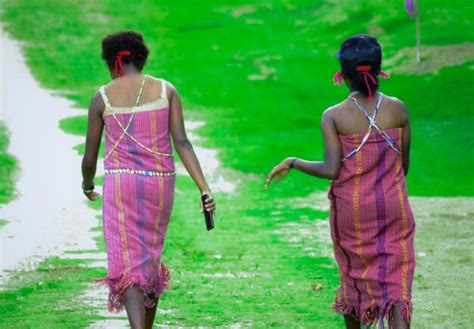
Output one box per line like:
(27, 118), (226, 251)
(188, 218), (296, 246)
(99, 75), (175, 176)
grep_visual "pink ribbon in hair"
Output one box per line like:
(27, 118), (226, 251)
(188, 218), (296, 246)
(333, 68), (390, 99)
(333, 71), (344, 85)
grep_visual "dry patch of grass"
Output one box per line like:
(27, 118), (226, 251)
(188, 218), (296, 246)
(247, 55), (281, 81)
(385, 43), (474, 75)
(216, 5), (257, 18)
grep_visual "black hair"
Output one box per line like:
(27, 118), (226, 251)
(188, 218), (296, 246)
(101, 31), (149, 71)
(343, 65), (380, 97)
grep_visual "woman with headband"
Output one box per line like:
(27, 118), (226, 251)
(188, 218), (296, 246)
(266, 35), (415, 329)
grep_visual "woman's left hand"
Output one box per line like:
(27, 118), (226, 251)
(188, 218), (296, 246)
(265, 158), (294, 190)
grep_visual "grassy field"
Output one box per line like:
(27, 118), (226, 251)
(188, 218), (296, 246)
(0, 0), (473, 328)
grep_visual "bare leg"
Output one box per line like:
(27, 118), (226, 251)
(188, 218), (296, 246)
(344, 311), (361, 329)
(123, 286), (146, 329)
(390, 304), (410, 329)
(145, 295), (159, 329)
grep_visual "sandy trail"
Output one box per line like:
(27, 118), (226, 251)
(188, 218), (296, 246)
(0, 30), (100, 282)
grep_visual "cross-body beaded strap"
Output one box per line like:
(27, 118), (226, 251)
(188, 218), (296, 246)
(101, 75), (173, 159)
(343, 93), (402, 160)
(101, 75), (148, 160)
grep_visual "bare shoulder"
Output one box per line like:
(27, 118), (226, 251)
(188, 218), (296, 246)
(90, 89), (105, 114)
(144, 76), (177, 100)
(164, 80), (179, 99)
(383, 94), (408, 113)
(383, 94), (409, 124)
(144, 75), (162, 88)
(323, 100), (347, 119)
(322, 99), (352, 125)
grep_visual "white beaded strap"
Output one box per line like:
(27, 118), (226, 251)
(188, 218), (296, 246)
(99, 86), (112, 108)
(343, 93), (401, 161)
(105, 168), (176, 176)
(104, 75), (148, 160)
(351, 94), (401, 154)
(161, 79), (167, 98)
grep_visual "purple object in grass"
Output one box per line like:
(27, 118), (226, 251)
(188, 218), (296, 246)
(405, 0), (416, 17)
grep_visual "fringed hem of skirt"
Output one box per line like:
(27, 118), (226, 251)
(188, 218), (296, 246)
(94, 263), (171, 313)
(334, 299), (412, 329)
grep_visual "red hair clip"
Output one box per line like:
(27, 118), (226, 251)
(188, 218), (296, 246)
(356, 65), (372, 72)
(114, 50), (131, 76)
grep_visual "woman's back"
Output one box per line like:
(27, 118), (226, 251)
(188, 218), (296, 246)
(330, 93), (409, 200)
(83, 30), (216, 321)
(328, 92), (415, 326)
(331, 94), (408, 136)
(103, 74), (164, 107)
(100, 74), (175, 174)
(330, 93), (406, 176)
(266, 34), (416, 328)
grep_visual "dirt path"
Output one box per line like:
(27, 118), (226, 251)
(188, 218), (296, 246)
(0, 31), (100, 282)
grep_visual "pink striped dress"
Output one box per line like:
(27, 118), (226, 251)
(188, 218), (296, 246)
(328, 94), (416, 327)
(95, 75), (175, 312)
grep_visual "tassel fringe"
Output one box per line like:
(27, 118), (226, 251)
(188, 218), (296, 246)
(94, 263), (171, 312)
(334, 299), (412, 329)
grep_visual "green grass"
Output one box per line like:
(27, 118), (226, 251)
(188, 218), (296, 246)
(0, 0), (473, 327)
(158, 178), (342, 326)
(0, 122), (17, 205)
(0, 218), (9, 228)
(0, 258), (105, 328)
(1, 0), (473, 196)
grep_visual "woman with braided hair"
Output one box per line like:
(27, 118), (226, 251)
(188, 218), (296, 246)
(81, 31), (215, 328)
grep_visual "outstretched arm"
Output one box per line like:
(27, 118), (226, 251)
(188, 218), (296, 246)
(265, 110), (342, 189)
(168, 83), (215, 212)
(81, 91), (104, 200)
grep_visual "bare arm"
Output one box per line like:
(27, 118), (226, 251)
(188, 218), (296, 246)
(292, 111), (342, 178)
(168, 83), (215, 211)
(81, 91), (104, 200)
(401, 106), (411, 176)
(265, 110), (342, 189)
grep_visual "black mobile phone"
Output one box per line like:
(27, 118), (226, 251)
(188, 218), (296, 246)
(201, 194), (214, 231)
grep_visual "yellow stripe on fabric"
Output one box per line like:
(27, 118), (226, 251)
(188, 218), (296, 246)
(150, 111), (165, 249)
(336, 286), (342, 304)
(394, 130), (409, 299)
(352, 136), (375, 304)
(342, 281), (348, 305)
(113, 149), (130, 271)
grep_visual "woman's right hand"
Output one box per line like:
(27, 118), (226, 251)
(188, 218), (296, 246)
(265, 158), (295, 190)
(200, 191), (216, 213)
(84, 191), (101, 201)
